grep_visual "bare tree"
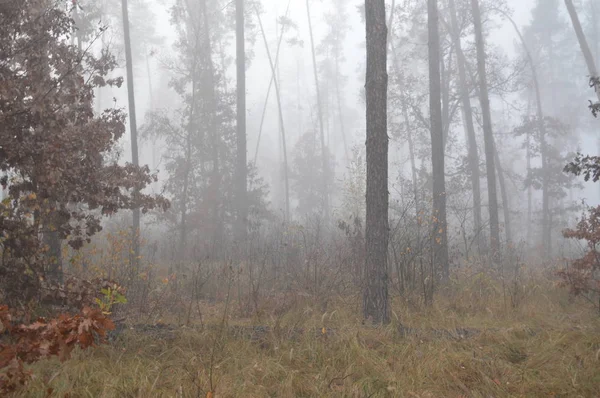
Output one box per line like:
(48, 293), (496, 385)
(364, 0), (389, 324)
(428, 0), (449, 280)
(470, 0), (500, 256)
(121, 0), (140, 268)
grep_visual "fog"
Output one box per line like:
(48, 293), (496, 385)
(4, 0), (600, 393)
(87, 0), (599, 254)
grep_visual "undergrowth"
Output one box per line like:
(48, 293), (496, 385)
(13, 268), (600, 398)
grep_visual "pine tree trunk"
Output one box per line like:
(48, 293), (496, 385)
(200, 0), (223, 249)
(306, 0), (330, 220)
(364, 0), (389, 325)
(471, 0), (500, 257)
(428, 0), (449, 280)
(448, 0), (483, 254)
(121, 0), (141, 269)
(565, 0), (599, 96)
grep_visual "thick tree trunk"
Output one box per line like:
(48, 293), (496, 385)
(471, 0), (500, 257)
(235, 0), (247, 241)
(428, 0), (449, 280)
(448, 0), (483, 254)
(364, 0), (389, 325)
(306, 0), (330, 220)
(121, 0), (141, 269)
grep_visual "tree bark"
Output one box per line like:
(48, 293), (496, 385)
(306, 0), (330, 220)
(364, 0), (389, 324)
(470, 0), (500, 257)
(448, 0), (483, 254)
(428, 0), (449, 280)
(121, 0), (141, 269)
(235, 0), (247, 241)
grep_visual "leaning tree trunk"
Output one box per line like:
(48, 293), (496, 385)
(428, 0), (449, 280)
(565, 0), (600, 101)
(306, 0), (330, 220)
(364, 0), (389, 325)
(121, 0), (141, 269)
(235, 0), (247, 241)
(252, 0), (291, 166)
(256, 9), (290, 221)
(471, 0), (500, 257)
(448, 0), (483, 254)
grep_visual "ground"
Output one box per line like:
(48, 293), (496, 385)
(15, 268), (600, 397)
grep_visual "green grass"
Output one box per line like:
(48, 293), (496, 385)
(13, 270), (600, 397)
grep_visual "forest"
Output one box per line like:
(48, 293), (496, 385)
(1, 0), (600, 396)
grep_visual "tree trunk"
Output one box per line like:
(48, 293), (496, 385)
(527, 125), (533, 246)
(498, 9), (550, 253)
(470, 0), (500, 257)
(256, 9), (290, 221)
(448, 0), (483, 254)
(253, 1), (291, 166)
(306, 0), (330, 220)
(121, 0), (140, 269)
(200, 0), (223, 249)
(235, 0), (247, 241)
(428, 0), (449, 280)
(364, 0), (389, 325)
(565, 0), (599, 92)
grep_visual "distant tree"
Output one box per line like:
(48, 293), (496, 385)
(142, 0), (270, 257)
(235, 0), (247, 241)
(363, 0), (389, 324)
(0, 0), (167, 294)
(564, 0), (600, 103)
(447, 0), (483, 254)
(290, 131), (335, 217)
(428, 0), (449, 279)
(515, 117), (581, 245)
(318, 0), (351, 163)
(471, 0), (500, 256)
(121, 0), (141, 270)
(306, 0), (330, 221)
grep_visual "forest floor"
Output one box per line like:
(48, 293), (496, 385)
(16, 267), (600, 398)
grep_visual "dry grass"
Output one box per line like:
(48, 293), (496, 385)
(14, 268), (600, 398)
